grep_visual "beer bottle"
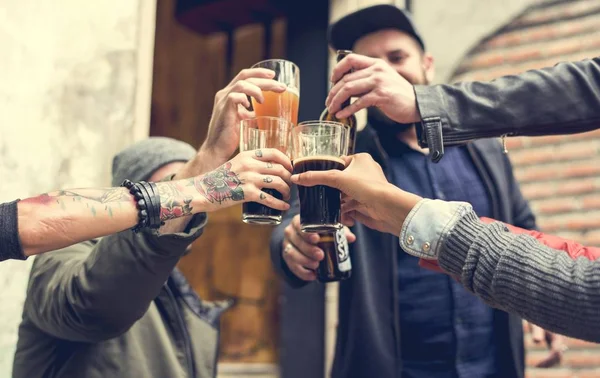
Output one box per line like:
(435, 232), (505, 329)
(321, 50), (358, 154)
(316, 227), (352, 283)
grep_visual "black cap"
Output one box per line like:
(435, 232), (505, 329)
(328, 5), (425, 52)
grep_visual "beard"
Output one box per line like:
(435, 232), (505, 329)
(367, 70), (429, 137)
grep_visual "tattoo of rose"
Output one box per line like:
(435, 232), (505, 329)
(194, 162), (244, 204)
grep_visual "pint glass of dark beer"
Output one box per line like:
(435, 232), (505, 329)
(291, 121), (349, 233)
(240, 116), (292, 225)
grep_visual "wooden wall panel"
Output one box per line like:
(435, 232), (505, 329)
(150, 0), (286, 365)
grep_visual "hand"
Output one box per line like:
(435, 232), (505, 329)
(325, 54), (419, 124)
(291, 153), (422, 235)
(282, 215), (356, 281)
(201, 68), (287, 166)
(524, 321), (567, 368)
(194, 148), (293, 213)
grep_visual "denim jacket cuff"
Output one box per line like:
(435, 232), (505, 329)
(399, 199), (473, 259)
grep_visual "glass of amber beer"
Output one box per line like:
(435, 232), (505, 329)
(251, 59), (300, 126)
(291, 121), (349, 233)
(240, 116), (293, 225)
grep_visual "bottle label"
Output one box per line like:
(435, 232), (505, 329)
(336, 228), (352, 272)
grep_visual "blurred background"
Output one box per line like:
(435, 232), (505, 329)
(1, 0), (599, 377)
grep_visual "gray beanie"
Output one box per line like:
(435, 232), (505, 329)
(111, 137), (197, 186)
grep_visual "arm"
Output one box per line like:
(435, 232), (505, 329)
(9, 182), (196, 260)
(420, 217), (600, 271)
(400, 199), (600, 343)
(291, 154), (600, 341)
(22, 149), (293, 342)
(437, 208), (600, 343)
(415, 57), (600, 147)
(325, 54), (600, 160)
(5, 149), (291, 261)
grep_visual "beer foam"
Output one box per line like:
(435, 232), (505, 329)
(293, 155), (345, 166)
(286, 87), (299, 97)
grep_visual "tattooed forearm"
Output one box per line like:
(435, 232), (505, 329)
(157, 182), (194, 221)
(192, 162), (245, 204)
(21, 188), (133, 217)
(23, 188), (132, 206)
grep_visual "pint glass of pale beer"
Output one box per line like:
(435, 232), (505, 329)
(240, 116), (293, 225)
(251, 59), (300, 126)
(291, 121), (349, 233)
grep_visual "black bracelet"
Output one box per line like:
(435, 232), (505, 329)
(142, 181), (163, 229)
(121, 179), (163, 232)
(137, 182), (158, 228)
(146, 181), (165, 228)
(139, 181), (163, 230)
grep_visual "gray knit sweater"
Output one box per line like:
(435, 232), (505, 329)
(439, 210), (600, 342)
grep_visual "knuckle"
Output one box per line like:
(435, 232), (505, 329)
(284, 227), (293, 240)
(233, 80), (247, 91)
(226, 92), (239, 102)
(373, 73), (384, 84)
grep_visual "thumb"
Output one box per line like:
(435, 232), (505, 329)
(344, 227), (356, 243)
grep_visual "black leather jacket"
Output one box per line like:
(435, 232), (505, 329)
(415, 57), (600, 161)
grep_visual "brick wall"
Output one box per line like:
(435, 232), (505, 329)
(451, 0), (600, 376)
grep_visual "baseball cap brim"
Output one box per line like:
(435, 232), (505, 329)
(328, 5), (425, 52)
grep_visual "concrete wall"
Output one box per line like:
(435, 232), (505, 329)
(0, 0), (156, 375)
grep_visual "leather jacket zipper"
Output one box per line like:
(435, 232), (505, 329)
(165, 284), (196, 378)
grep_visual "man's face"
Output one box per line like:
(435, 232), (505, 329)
(353, 29), (435, 134)
(353, 28), (433, 86)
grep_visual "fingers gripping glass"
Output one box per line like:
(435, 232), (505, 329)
(291, 121), (349, 233)
(240, 116), (292, 225)
(251, 59), (300, 126)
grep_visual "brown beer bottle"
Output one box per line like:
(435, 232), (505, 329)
(316, 227), (352, 283)
(321, 50), (358, 154)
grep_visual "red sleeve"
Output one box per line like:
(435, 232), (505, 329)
(419, 216), (600, 273)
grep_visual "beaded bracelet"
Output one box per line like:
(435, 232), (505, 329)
(121, 179), (163, 232)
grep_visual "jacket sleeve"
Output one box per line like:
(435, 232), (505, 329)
(23, 213), (207, 343)
(414, 57), (600, 147)
(0, 200), (25, 262)
(269, 184), (310, 288)
(420, 218), (600, 271)
(438, 211), (600, 342)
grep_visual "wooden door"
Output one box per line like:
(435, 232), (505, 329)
(150, 0), (287, 365)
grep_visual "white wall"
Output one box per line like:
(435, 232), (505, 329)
(413, 0), (540, 83)
(0, 0), (156, 374)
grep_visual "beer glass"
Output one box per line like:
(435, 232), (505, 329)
(251, 59), (300, 126)
(240, 116), (293, 225)
(291, 121), (349, 233)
